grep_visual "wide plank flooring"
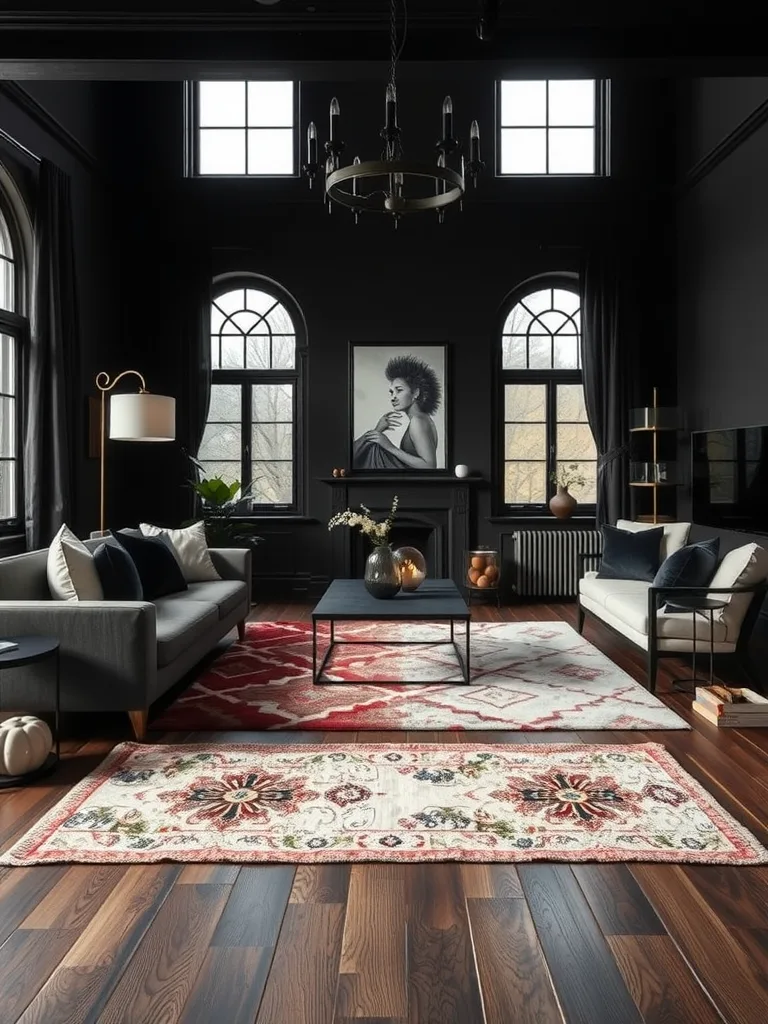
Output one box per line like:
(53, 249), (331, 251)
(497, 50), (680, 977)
(1, 600), (768, 1023)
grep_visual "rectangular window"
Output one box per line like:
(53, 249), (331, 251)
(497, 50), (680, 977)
(497, 79), (607, 176)
(0, 332), (19, 524)
(194, 81), (297, 176)
(503, 377), (597, 510)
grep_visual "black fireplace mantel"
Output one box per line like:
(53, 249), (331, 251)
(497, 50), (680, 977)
(319, 475), (488, 485)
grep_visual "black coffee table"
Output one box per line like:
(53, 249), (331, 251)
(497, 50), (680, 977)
(312, 578), (471, 685)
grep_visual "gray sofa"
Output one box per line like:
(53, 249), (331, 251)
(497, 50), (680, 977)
(0, 541), (252, 739)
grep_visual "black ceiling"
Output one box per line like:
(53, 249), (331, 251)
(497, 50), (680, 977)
(0, 1), (765, 67)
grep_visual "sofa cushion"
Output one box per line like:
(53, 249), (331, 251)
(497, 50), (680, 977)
(579, 573), (650, 610)
(140, 521), (222, 583)
(93, 541), (143, 601)
(47, 524), (104, 602)
(597, 524), (663, 582)
(708, 542), (768, 641)
(154, 599), (219, 667)
(159, 580), (247, 621)
(602, 590), (729, 643)
(615, 520), (691, 562)
(653, 537), (721, 611)
(114, 530), (188, 601)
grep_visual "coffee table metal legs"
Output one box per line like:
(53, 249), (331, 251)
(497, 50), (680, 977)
(312, 618), (471, 685)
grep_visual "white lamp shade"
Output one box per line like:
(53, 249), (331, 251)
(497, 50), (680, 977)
(109, 393), (176, 441)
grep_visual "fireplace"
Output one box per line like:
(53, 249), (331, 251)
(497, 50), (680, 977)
(323, 475), (477, 588)
(353, 515), (446, 578)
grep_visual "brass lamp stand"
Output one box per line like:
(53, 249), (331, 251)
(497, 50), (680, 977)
(95, 370), (176, 535)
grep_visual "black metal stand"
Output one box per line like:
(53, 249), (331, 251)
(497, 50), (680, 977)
(0, 636), (60, 788)
(670, 600), (728, 693)
(465, 585), (501, 609)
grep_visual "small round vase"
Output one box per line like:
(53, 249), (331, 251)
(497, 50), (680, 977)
(549, 485), (578, 520)
(364, 545), (401, 599)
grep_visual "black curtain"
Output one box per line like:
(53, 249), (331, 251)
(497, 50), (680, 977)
(580, 247), (630, 526)
(175, 245), (212, 521)
(24, 160), (79, 549)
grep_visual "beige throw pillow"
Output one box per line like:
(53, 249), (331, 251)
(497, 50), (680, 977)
(140, 521), (221, 583)
(615, 520), (691, 562)
(47, 524), (104, 602)
(708, 542), (768, 641)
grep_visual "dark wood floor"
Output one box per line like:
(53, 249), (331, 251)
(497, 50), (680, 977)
(1, 600), (768, 1024)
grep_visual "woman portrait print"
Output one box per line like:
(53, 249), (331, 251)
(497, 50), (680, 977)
(352, 350), (445, 470)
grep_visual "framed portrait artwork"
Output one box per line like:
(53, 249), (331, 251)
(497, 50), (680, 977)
(349, 342), (449, 472)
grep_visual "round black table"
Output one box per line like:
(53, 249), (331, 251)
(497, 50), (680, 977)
(668, 598), (729, 693)
(0, 635), (60, 788)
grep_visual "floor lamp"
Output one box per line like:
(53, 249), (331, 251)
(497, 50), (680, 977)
(95, 370), (176, 536)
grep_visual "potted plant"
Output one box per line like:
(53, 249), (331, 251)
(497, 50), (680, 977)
(549, 463), (586, 520)
(184, 456), (263, 549)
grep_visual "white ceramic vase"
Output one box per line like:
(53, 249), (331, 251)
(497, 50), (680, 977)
(454, 464), (470, 478)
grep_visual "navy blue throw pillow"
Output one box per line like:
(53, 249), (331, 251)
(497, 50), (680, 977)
(113, 529), (187, 601)
(596, 524), (664, 582)
(653, 537), (721, 611)
(93, 541), (143, 600)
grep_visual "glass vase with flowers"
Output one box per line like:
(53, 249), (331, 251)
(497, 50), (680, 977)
(328, 495), (401, 598)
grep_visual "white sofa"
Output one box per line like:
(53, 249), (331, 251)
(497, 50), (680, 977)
(577, 520), (768, 691)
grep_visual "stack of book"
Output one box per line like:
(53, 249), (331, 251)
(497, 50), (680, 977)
(692, 686), (768, 727)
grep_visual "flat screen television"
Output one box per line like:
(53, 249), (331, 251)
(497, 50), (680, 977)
(691, 425), (768, 535)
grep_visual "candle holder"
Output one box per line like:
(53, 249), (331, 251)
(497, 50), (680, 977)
(393, 546), (427, 592)
(464, 547), (501, 607)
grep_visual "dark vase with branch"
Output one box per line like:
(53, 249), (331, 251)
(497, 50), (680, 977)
(183, 455), (263, 549)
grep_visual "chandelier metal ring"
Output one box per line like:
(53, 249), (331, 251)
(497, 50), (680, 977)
(326, 160), (465, 214)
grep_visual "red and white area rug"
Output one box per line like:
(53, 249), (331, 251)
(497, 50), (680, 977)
(152, 621), (687, 732)
(2, 742), (764, 865)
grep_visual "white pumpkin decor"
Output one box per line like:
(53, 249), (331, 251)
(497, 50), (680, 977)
(0, 716), (53, 776)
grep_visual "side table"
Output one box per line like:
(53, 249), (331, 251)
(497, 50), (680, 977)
(668, 598), (729, 693)
(0, 635), (60, 788)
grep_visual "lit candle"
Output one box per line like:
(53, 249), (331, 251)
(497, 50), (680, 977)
(442, 95), (453, 140)
(330, 97), (340, 144)
(307, 121), (317, 166)
(470, 119), (480, 163)
(385, 83), (397, 129)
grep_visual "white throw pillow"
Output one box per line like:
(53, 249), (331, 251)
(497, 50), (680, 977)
(140, 521), (221, 583)
(615, 520), (691, 562)
(47, 524), (104, 602)
(708, 542), (768, 641)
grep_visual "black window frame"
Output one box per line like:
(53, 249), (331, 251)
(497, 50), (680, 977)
(495, 78), (610, 178)
(205, 275), (306, 515)
(498, 278), (596, 517)
(185, 80), (300, 179)
(0, 200), (26, 536)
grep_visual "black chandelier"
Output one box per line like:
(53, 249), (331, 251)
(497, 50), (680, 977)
(302, 0), (483, 224)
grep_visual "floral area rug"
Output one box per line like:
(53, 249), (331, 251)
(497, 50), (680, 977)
(2, 742), (764, 865)
(151, 621), (687, 732)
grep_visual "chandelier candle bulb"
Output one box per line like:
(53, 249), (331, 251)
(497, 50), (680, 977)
(330, 97), (340, 143)
(442, 95), (453, 140)
(385, 83), (397, 129)
(470, 120), (481, 163)
(308, 121), (317, 166)
(352, 155), (360, 196)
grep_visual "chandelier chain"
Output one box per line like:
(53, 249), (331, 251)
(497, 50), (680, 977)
(389, 0), (408, 94)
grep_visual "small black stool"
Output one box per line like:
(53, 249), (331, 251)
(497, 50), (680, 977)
(0, 635), (60, 788)
(668, 597), (729, 693)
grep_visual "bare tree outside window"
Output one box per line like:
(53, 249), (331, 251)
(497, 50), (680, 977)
(199, 280), (303, 510)
(501, 283), (596, 509)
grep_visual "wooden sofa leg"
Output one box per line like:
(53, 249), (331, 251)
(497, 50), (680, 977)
(128, 710), (149, 741)
(647, 647), (658, 693)
(237, 619), (246, 642)
(577, 603), (585, 634)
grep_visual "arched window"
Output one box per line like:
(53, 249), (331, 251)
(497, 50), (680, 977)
(199, 275), (305, 511)
(500, 278), (596, 510)
(0, 170), (30, 529)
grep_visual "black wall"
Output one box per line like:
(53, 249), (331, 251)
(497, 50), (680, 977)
(676, 77), (768, 542)
(89, 71), (675, 594)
